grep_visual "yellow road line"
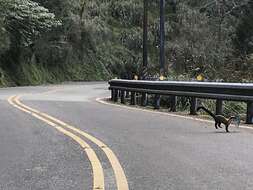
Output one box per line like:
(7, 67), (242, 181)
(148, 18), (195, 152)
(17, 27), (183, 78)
(11, 95), (129, 190)
(8, 96), (105, 190)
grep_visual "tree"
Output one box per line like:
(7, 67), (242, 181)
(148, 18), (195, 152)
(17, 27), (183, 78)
(236, 1), (253, 55)
(0, 0), (252, 86)
(0, 0), (61, 46)
(0, 17), (10, 55)
(0, 0), (61, 85)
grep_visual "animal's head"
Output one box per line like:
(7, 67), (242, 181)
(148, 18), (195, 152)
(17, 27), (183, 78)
(228, 116), (237, 125)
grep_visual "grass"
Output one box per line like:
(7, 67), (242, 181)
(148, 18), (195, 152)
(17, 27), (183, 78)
(0, 60), (109, 87)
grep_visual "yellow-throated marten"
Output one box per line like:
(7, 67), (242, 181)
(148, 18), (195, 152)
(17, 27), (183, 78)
(197, 106), (236, 132)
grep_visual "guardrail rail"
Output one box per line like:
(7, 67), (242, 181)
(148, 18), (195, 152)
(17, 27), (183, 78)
(108, 79), (253, 124)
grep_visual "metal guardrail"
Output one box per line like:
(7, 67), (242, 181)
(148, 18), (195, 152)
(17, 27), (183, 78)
(108, 79), (253, 124)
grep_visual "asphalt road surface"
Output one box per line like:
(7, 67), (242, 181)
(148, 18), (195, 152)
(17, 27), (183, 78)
(1, 82), (253, 190)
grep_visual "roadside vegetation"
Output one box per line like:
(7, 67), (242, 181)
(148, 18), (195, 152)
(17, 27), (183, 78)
(0, 0), (252, 87)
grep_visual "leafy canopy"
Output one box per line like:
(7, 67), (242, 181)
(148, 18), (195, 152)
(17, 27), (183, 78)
(0, 0), (61, 45)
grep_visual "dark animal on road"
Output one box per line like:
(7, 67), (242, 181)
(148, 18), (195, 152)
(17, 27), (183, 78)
(197, 106), (236, 133)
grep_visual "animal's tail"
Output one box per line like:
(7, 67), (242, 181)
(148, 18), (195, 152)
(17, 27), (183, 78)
(197, 106), (216, 119)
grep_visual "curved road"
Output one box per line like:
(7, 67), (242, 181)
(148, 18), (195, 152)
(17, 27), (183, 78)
(1, 82), (253, 190)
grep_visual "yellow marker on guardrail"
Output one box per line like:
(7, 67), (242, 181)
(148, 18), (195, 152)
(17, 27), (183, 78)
(159, 75), (165, 81)
(197, 74), (204, 81)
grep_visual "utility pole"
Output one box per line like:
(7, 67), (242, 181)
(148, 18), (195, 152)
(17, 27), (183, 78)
(159, 0), (165, 77)
(142, 0), (148, 80)
(141, 0), (148, 106)
(154, 0), (166, 109)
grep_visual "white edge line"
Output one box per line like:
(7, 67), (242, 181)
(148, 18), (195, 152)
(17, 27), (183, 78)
(96, 97), (252, 131)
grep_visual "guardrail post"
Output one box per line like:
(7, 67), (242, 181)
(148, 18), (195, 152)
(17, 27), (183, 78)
(216, 99), (223, 115)
(154, 95), (161, 109)
(141, 93), (147, 106)
(131, 91), (136, 105)
(190, 97), (197, 115)
(246, 102), (253, 124)
(111, 89), (114, 101)
(113, 89), (119, 102)
(126, 91), (130, 98)
(120, 90), (126, 104)
(170, 96), (177, 112)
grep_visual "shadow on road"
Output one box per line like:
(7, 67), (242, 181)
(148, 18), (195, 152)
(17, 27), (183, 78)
(211, 131), (241, 134)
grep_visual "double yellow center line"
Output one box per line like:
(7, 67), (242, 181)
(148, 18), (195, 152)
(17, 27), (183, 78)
(8, 95), (129, 190)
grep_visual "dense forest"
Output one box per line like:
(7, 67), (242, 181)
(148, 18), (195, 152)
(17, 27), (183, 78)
(0, 0), (252, 86)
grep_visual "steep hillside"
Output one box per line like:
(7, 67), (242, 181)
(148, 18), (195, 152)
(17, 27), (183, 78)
(0, 0), (252, 86)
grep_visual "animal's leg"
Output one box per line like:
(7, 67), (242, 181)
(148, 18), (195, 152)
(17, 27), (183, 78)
(225, 125), (230, 133)
(218, 122), (222, 128)
(215, 122), (218, 129)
